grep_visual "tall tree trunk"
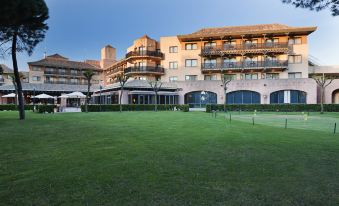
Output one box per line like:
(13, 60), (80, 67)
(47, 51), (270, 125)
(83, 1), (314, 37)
(119, 88), (123, 112)
(11, 33), (25, 120)
(85, 79), (90, 113)
(224, 88), (227, 112)
(155, 92), (158, 112)
(320, 86), (324, 114)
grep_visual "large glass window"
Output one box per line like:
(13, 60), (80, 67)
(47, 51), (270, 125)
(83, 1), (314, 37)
(226, 90), (260, 104)
(270, 90), (306, 104)
(185, 91), (217, 108)
(204, 75), (217, 80)
(204, 42), (216, 48)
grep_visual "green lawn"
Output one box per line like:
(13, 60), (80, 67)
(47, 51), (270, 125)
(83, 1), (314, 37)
(0, 111), (339, 205)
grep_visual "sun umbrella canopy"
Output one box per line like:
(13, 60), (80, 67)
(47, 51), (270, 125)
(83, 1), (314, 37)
(2, 93), (16, 98)
(33, 93), (55, 99)
(66, 92), (86, 98)
(58, 94), (69, 98)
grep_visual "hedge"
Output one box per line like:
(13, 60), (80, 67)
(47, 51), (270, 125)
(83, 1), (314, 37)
(0, 104), (55, 113)
(81, 104), (189, 112)
(206, 104), (339, 113)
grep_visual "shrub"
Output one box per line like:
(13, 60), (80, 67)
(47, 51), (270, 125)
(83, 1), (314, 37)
(36, 105), (55, 113)
(81, 104), (190, 112)
(206, 104), (339, 113)
(0, 104), (36, 111)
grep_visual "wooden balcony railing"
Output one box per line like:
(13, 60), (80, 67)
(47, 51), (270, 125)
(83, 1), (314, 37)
(124, 66), (165, 75)
(125, 50), (164, 59)
(201, 43), (290, 56)
(201, 60), (288, 71)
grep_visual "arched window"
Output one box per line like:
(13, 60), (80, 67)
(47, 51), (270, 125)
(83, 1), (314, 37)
(185, 91), (217, 108)
(270, 90), (306, 104)
(226, 90), (260, 104)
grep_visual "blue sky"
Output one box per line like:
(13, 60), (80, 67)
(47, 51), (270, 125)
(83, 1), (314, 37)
(2, 0), (339, 70)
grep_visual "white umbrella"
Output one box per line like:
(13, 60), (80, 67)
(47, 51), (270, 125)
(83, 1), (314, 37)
(66, 92), (86, 98)
(2, 93), (16, 98)
(33, 93), (55, 99)
(58, 94), (69, 98)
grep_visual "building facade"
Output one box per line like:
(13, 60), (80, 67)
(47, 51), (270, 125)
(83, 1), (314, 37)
(2, 23), (339, 108)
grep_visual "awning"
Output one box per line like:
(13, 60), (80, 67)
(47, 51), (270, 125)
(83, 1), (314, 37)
(92, 91), (119, 97)
(32, 93), (55, 99)
(128, 91), (178, 95)
(1, 93), (16, 98)
(66, 92), (86, 98)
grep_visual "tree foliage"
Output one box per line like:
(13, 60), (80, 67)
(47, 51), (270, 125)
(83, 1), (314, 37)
(83, 69), (95, 113)
(282, 0), (339, 16)
(0, 0), (49, 120)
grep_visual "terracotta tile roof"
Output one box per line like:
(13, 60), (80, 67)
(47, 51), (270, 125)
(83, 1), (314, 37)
(46, 53), (68, 60)
(178, 24), (317, 40)
(28, 56), (101, 70)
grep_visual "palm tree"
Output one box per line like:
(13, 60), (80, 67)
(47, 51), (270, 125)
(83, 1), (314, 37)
(83, 69), (95, 113)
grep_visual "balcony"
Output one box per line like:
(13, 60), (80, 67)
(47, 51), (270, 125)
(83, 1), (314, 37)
(124, 66), (165, 75)
(201, 60), (288, 73)
(201, 43), (290, 56)
(44, 80), (87, 85)
(44, 70), (84, 77)
(125, 50), (164, 60)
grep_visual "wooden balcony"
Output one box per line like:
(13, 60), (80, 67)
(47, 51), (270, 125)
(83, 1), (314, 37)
(124, 66), (165, 75)
(125, 50), (164, 61)
(201, 43), (291, 56)
(201, 60), (288, 73)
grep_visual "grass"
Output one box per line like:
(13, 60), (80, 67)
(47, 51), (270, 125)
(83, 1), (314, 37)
(0, 111), (339, 205)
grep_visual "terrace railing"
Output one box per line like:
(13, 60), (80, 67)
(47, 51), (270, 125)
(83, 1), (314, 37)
(124, 66), (165, 75)
(201, 60), (288, 71)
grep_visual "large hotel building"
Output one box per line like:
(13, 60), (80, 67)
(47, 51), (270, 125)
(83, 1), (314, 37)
(1, 23), (339, 108)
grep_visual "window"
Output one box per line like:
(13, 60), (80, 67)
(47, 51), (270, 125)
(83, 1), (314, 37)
(224, 40), (236, 49)
(138, 62), (146, 68)
(204, 42), (216, 48)
(31, 66), (40, 71)
(244, 73), (258, 80)
(59, 77), (66, 83)
(169, 61), (178, 69)
(70, 69), (78, 75)
(32, 76), (41, 81)
(185, 43), (197, 50)
(70, 78), (78, 84)
(204, 59), (216, 68)
(288, 72), (302, 79)
(266, 73), (279, 80)
(288, 55), (302, 64)
(169, 46), (178, 53)
(224, 74), (236, 80)
(265, 38), (279, 44)
(204, 75), (217, 80)
(185, 75), (197, 81)
(185, 59), (198, 67)
(227, 90), (261, 104)
(270, 90), (306, 104)
(59, 69), (66, 74)
(169, 76), (178, 82)
(288, 37), (302, 45)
